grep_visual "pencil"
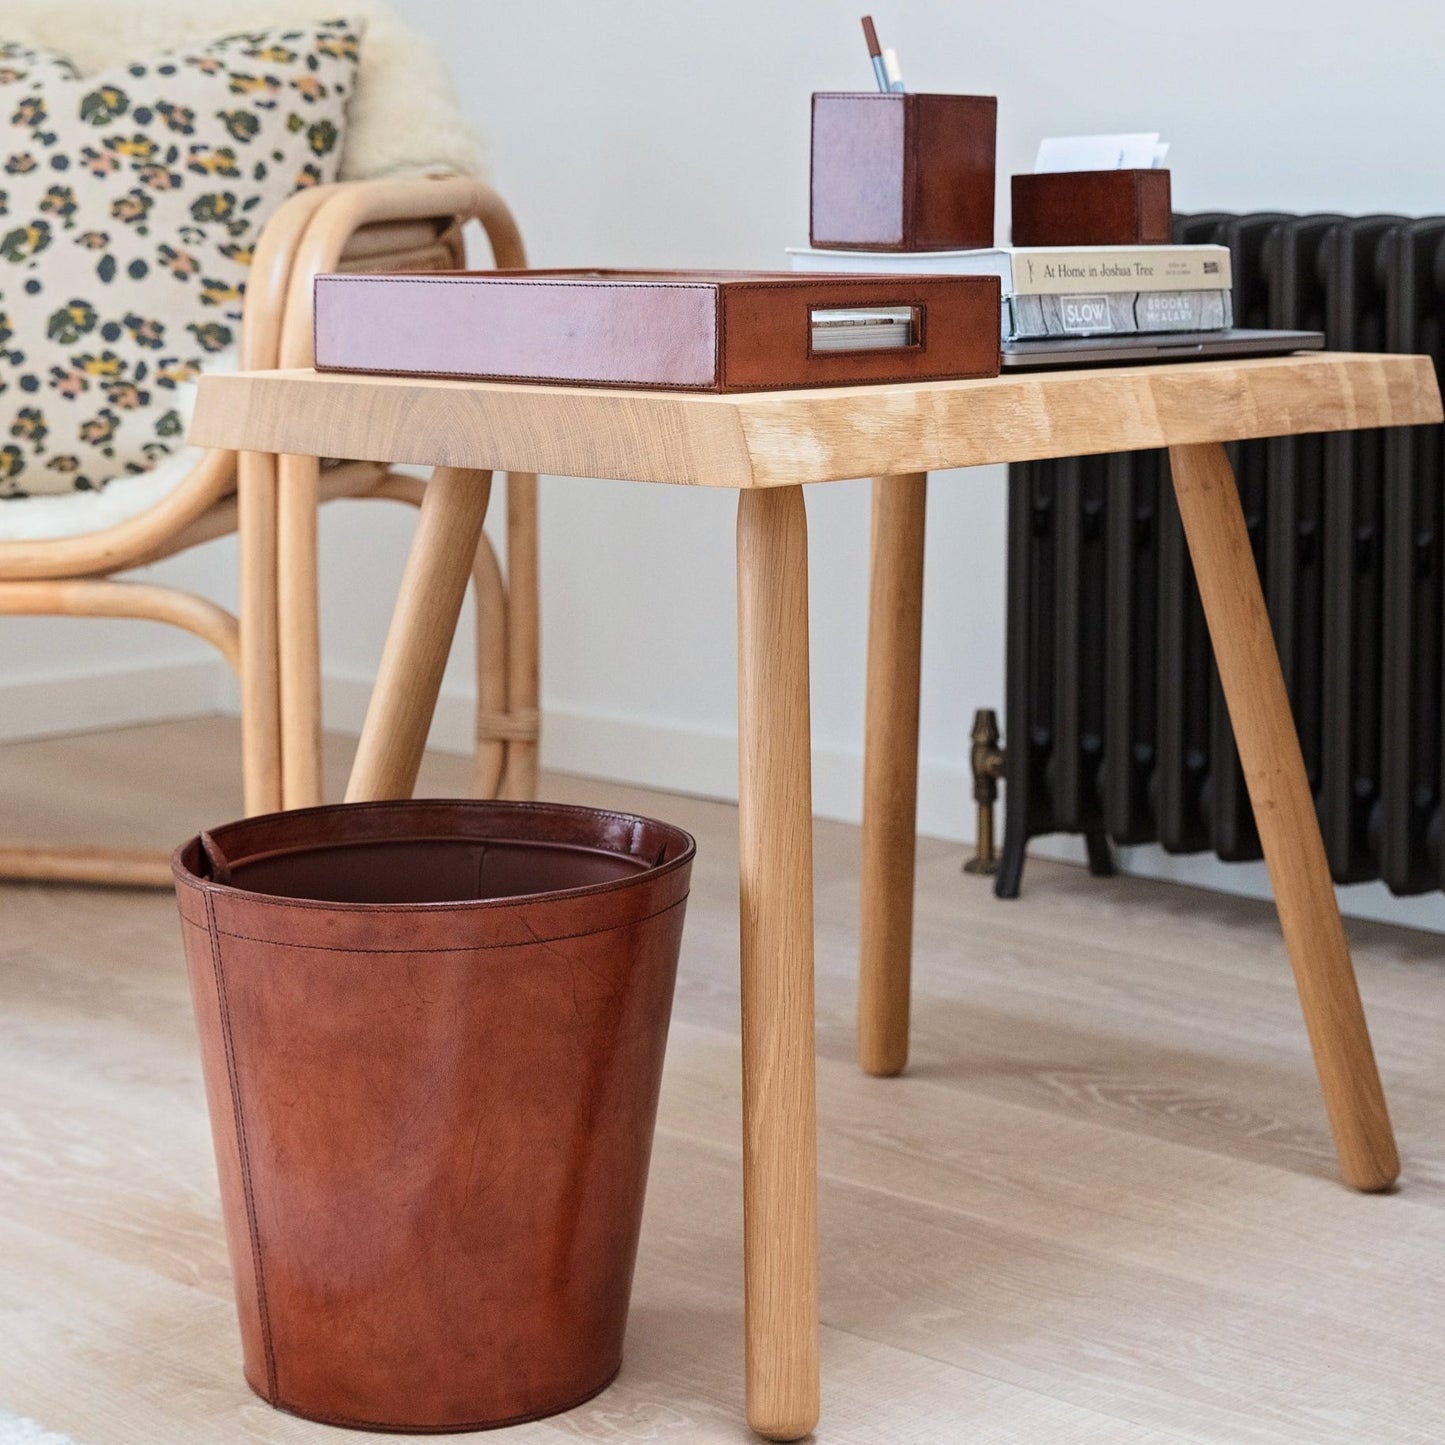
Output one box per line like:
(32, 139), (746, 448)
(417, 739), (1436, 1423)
(860, 16), (890, 92)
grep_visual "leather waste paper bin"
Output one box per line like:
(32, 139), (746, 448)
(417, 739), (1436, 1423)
(172, 798), (695, 1432)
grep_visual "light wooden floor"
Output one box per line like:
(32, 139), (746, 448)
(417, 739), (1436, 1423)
(3, 718), (1445, 1444)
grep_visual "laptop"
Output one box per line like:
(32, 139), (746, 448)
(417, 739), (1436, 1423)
(1000, 328), (1324, 369)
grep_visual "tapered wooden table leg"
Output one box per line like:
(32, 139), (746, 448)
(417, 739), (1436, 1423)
(277, 453), (324, 808)
(1168, 442), (1398, 1191)
(736, 486), (820, 1441)
(238, 450), (282, 816)
(346, 467), (492, 803)
(502, 470), (541, 800)
(859, 472), (928, 1077)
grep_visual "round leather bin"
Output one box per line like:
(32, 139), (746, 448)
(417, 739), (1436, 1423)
(172, 799), (695, 1432)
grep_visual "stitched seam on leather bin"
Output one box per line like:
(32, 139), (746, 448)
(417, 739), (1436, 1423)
(198, 808), (696, 918)
(203, 888), (279, 1402)
(201, 855), (694, 914)
(210, 892), (689, 954)
(232, 797), (684, 830)
(277, 1361), (622, 1432)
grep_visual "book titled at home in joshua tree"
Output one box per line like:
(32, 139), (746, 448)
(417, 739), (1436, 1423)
(786, 242), (1233, 293)
(787, 243), (1234, 339)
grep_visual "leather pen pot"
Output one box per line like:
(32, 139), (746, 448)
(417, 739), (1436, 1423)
(810, 91), (997, 251)
(172, 799), (695, 1432)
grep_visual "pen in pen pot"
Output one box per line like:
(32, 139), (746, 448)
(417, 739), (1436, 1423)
(882, 47), (905, 92)
(860, 15), (890, 92)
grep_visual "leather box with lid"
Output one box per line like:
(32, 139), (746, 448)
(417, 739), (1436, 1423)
(313, 269), (1002, 391)
(1011, 169), (1174, 247)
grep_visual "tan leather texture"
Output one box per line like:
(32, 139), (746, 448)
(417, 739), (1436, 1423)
(173, 799), (695, 1432)
(313, 269), (1002, 391)
(810, 92), (907, 247)
(1010, 169), (1174, 247)
(810, 92), (997, 251)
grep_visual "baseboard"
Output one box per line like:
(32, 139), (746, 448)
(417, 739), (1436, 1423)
(538, 706), (928, 827)
(320, 674), (978, 837)
(9, 654), (1440, 931)
(322, 670), (479, 760)
(0, 656), (234, 744)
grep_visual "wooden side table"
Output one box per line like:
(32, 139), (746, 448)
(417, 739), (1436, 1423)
(192, 351), (1442, 1441)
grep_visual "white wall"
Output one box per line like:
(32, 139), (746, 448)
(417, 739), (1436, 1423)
(9, 0), (1445, 927)
(0, 540), (238, 741)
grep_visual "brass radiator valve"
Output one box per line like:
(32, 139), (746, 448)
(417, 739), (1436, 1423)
(963, 708), (1006, 876)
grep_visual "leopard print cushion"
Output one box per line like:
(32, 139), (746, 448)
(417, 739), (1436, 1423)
(0, 18), (360, 497)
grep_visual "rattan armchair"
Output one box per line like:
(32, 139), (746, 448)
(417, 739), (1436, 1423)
(0, 173), (538, 885)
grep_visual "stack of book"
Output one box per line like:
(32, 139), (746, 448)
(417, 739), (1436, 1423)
(787, 243), (1234, 342)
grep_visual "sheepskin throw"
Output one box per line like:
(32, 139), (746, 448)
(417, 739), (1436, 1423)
(1, 0), (482, 184)
(0, 19), (360, 495)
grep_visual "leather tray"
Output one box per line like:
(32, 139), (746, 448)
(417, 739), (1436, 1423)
(313, 268), (1001, 392)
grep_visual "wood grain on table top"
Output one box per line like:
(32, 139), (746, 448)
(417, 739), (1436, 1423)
(190, 351), (1443, 488)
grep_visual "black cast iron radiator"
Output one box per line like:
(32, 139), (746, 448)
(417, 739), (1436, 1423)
(998, 211), (1445, 899)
